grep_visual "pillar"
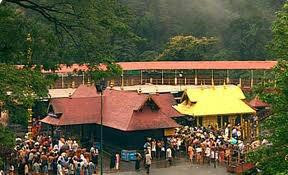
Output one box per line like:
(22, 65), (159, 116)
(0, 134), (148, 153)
(226, 70), (230, 84)
(140, 70), (143, 85)
(263, 70), (266, 85)
(184, 77), (187, 85)
(174, 70), (177, 85)
(250, 70), (254, 88)
(28, 108), (33, 139)
(82, 72), (85, 85)
(241, 115), (244, 138)
(150, 77), (153, 84)
(194, 70), (198, 85)
(239, 78), (242, 87)
(121, 71), (124, 89)
(161, 70), (164, 85)
(196, 117), (199, 126)
(211, 70), (214, 85)
(61, 74), (64, 88)
(256, 120), (259, 138)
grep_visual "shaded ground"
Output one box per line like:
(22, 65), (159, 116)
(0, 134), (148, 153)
(107, 162), (230, 175)
(100, 156), (232, 175)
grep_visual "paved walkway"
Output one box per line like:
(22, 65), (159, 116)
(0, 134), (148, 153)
(106, 162), (231, 175)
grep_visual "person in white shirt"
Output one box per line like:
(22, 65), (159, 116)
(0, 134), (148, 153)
(205, 146), (211, 164)
(151, 140), (156, 158)
(166, 147), (172, 166)
(210, 148), (216, 168)
(145, 151), (152, 174)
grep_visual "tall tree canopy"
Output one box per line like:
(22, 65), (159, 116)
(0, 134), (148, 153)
(159, 35), (217, 61)
(270, 2), (288, 60)
(122, 0), (284, 61)
(247, 2), (288, 174)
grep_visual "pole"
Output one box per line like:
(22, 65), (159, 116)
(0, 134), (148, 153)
(100, 91), (103, 175)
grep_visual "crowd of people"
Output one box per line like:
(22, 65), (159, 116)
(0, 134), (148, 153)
(1, 124), (265, 175)
(4, 134), (101, 175)
(141, 124), (249, 174)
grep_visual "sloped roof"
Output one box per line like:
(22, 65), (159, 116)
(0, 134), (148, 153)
(41, 86), (179, 131)
(174, 85), (256, 116)
(151, 93), (182, 118)
(127, 106), (179, 131)
(71, 84), (99, 98)
(249, 96), (269, 108)
(41, 97), (101, 125)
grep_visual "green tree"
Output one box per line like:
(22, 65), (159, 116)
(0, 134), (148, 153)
(270, 2), (288, 59)
(0, 125), (15, 169)
(0, 65), (52, 125)
(221, 17), (272, 60)
(247, 61), (288, 174)
(159, 35), (217, 61)
(246, 3), (288, 174)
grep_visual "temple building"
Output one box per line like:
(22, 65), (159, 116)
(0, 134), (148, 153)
(174, 85), (256, 128)
(41, 85), (181, 148)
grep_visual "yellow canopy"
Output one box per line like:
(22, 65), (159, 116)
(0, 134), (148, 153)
(174, 85), (255, 116)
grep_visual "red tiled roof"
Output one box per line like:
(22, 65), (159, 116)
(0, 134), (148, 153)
(151, 93), (182, 118)
(249, 96), (269, 108)
(41, 87), (179, 131)
(41, 61), (277, 74)
(42, 97), (101, 126)
(127, 106), (179, 131)
(71, 84), (99, 98)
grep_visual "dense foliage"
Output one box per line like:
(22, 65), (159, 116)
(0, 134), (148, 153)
(270, 3), (288, 60)
(122, 0), (284, 61)
(159, 35), (217, 61)
(248, 61), (288, 174)
(0, 125), (15, 169)
(246, 2), (288, 174)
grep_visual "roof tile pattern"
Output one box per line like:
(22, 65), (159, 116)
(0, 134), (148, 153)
(42, 61), (277, 74)
(249, 96), (269, 108)
(41, 86), (179, 131)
